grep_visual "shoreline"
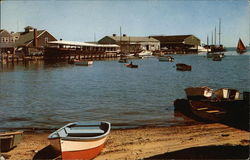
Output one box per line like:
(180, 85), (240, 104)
(1, 123), (249, 160)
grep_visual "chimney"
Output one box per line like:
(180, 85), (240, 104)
(112, 34), (116, 37)
(33, 28), (38, 48)
(123, 34), (126, 37)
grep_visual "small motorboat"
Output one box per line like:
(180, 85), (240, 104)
(0, 131), (23, 152)
(48, 121), (111, 160)
(176, 63), (191, 71)
(125, 62), (138, 68)
(158, 56), (174, 62)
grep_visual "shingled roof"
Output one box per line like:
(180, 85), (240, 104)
(152, 35), (194, 43)
(107, 36), (159, 42)
(15, 30), (45, 46)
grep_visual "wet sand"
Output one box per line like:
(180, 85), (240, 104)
(1, 123), (249, 160)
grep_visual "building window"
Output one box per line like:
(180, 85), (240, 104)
(45, 37), (48, 43)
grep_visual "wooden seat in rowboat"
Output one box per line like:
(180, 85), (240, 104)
(196, 107), (208, 110)
(206, 110), (220, 113)
(65, 127), (104, 137)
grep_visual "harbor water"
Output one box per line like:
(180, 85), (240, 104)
(0, 50), (249, 130)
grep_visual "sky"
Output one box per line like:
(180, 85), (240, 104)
(0, 0), (249, 47)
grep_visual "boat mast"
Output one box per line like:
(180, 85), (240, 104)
(120, 26), (122, 54)
(214, 26), (217, 46)
(219, 18), (221, 46)
(211, 31), (213, 45)
(207, 34), (209, 52)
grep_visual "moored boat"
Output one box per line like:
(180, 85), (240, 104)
(125, 62), (138, 68)
(158, 55), (174, 62)
(176, 63), (191, 71)
(0, 131), (23, 152)
(118, 58), (128, 63)
(48, 121), (111, 160)
(137, 50), (153, 57)
(212, 55), (222, 61)
(74, 60), (93, 66)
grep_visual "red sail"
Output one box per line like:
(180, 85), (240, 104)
(237, 38), (246, 52)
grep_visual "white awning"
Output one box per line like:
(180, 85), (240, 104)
(47, 40), (119, 47)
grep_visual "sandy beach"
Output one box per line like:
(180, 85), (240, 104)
(1, 123), (249, 160)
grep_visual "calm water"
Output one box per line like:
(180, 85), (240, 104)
(0, 50), (249, 130)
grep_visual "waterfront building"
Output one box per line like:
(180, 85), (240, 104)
(15, 26), (57, 56)
(44, 40), (120, 60)
(98, 34), (160, 54)
(0, 29), (15, 55)
(151, 35), (201, 53)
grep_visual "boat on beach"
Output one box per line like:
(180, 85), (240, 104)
(176, 63), (192, 71)
(175, 87), (249, 124)
(48, 121), (111, 160)
(236, 38), (247, 54)
(0, 131), (23, 152)
(185, 87), (213, 100)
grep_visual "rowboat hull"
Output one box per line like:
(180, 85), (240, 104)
(48, 121), (111, 160)
(50, 137), (107, 160)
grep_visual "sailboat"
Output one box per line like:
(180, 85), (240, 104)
(236, 38), (246, 54)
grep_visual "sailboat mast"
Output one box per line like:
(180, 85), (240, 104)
(211, 31), (213, 45)
(120, 26), (122, 53)
(214, 26), (217, 46)
(219, 18), (221, 46)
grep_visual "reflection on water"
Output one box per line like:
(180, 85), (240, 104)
(0, 51), (249, 129)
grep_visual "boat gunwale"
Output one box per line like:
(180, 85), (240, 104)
(48, 121), (111, 141)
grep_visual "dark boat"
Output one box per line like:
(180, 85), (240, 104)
(212, 55), (222, 61)
(125, 62), (138, 68)
(176, 63), (191, 71)
(174, 87), (249, 126)
(236, 38), (247, 54)
(158, 55), (174, 62)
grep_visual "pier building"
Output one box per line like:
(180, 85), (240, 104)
(151, 35), (200, 53)
(98, 34), (160, 54)
(44, 40), (120, 60)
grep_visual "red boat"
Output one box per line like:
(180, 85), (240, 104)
(125, 62), (138, 68)
(176, 63), (192, 71)
(236, 38), (246, 54)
